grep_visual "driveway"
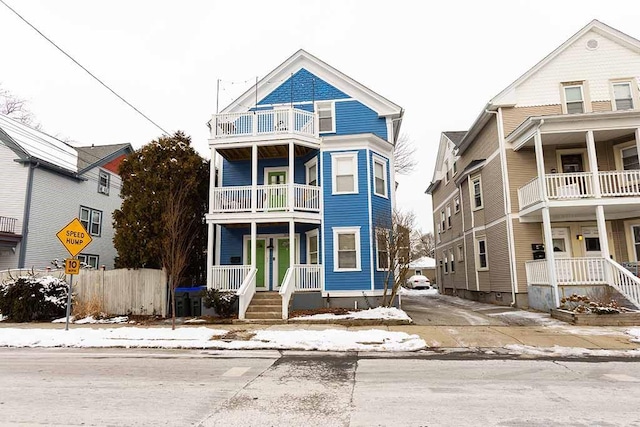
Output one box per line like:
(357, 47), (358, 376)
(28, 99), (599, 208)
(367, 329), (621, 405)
(400, 292), (557, 326)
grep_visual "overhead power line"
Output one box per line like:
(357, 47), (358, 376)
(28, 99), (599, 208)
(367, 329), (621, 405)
(0, 0), (170, 136)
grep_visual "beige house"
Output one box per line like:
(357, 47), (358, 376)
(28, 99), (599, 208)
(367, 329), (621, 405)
(427, 20), (640, 311)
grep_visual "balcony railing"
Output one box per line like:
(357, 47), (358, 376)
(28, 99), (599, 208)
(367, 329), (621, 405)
(0, 216), (17, 234)
(210, 184), (321, 214)
(211, 108), (317, 139)
(525, 257), (606, 286)
(517, 170), (640, 210)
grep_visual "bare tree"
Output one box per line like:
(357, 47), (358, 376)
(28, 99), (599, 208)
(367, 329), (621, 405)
(394, 133), (417, 175)
(411, 230), (435, 259)
(162, 183), (200, 330)
(0, 84), (38, 127)
(374, 209), (416, 306)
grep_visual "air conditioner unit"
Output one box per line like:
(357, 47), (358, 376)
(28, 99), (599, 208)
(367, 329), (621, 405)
(99, 185), (109, 194)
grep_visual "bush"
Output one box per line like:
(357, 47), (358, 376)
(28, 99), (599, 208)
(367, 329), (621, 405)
(0, 275), (68, 322)
(73, 295), (107, 319)
(202, 289), (238, 318)
(559, 293), (625, 315)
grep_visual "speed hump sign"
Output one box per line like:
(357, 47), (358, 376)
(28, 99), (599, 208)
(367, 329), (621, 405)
(65, 258), (80, 275)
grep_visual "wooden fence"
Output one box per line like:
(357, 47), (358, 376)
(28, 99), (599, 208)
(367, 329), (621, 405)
(0, 268), (168, 316)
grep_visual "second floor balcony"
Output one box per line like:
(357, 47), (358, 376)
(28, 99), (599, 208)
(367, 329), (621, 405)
(0, 216), (18, 234)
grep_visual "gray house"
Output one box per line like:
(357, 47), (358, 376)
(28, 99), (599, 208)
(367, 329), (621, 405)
(0, 114), (132, 270)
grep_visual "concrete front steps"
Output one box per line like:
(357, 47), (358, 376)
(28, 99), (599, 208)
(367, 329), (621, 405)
(245, 291), (283, 320)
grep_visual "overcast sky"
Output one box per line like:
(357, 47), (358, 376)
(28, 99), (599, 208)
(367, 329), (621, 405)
(1, 0), (638, 232)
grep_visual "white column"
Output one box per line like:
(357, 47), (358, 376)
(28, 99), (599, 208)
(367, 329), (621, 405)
(635, 128), (640, 170)
(251, 144), (258, 212)
(542, 207), (560, 308)
(206, 222), (214, 288)
(289, 220), (295, 270)
(250, 222), (257, 268)
(586, 130), (601, 198)
(209, 147), (218, 210)
(289, 141), (295, 212)
(595, 205), (610, 259)
(533, 129), (548, 202)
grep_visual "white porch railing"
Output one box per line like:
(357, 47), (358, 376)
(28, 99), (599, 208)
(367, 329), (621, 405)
(518, 171), (640, 211)
(212, 108), (317, 139)
(525, 260), (548, 285)
(279, 267), (295, 320)
(210, 184), (321, 214)
(209, 265), (252, 291)
(605, 258), (640, 309)
(294, 264), (323, 291)
(237, 268), (257, 320)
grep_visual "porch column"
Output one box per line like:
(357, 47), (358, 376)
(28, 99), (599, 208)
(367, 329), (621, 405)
(250, 222), (257, 268)
(289, 220), (295, 270)
(542, 207), (560, 308)
(534, 129), (548, 202)
(206, 222), (214, 288)
(586, 130), (601, 198)
(595, 205), (610, 259)
(251, 144), (258, 213)
(635, 128), (640, 168)
(289, 141), (295, 212)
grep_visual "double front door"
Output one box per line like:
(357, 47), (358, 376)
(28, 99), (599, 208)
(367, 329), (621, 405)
(246, 235), (298, 290)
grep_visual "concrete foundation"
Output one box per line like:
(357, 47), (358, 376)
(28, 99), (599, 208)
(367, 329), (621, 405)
(527, 283), (625, 312)
(443, 288), (524, 308)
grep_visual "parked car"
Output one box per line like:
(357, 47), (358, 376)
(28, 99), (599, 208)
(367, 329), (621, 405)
(405, 274), (431, 290)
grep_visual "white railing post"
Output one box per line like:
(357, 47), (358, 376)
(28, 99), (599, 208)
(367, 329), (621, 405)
(586, 130), (601, 198)
(251, 144), (258, 213)
(289, 141), (295, 212)
(237, 268), (257, 320)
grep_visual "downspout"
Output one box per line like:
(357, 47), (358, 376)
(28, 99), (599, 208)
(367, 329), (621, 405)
(486, 108), (518, 306)
(18, 161), (37, 268)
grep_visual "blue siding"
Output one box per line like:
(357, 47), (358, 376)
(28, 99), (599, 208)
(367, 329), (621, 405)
(222, 152), (318, 186)
(335, 101), (388, 141)
(259, 69), (349, 105)
(322, 149), (372, 291)
(370, 150), (393, 290)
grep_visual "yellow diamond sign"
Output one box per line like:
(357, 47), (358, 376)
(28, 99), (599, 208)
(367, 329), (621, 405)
(56, 218), (93, 257)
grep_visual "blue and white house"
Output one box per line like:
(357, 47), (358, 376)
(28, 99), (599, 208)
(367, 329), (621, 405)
(205, 50), (403, 319)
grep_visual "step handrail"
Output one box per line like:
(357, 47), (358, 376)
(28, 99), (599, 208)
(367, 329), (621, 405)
(236, 267), (257, 320)
(604, 258), (640, 309)
(278, 267), (295, 320)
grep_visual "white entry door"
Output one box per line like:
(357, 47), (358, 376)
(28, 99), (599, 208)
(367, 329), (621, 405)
(552, 228), (572, 282)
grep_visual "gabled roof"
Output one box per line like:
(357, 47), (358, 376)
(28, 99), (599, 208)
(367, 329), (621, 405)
(442, 131), (466, 146)
(0, 113), (78, 172)
(76, 143), (132, 174)
(426, 131), (466, 194)
(221, 49), (403, 119)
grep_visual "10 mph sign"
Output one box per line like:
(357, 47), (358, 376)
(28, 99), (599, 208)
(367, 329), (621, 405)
(56, 218), (93, 257)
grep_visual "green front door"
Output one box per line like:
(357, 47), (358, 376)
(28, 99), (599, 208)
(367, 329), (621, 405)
(277, 238), (290, 286)
(247, 239), (266, 288)
(267, 170), (287, 210)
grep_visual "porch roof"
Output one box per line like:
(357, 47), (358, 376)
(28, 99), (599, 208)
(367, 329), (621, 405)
(217, 144), (315, 161)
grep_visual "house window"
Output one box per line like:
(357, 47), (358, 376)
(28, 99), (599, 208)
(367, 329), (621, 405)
(333, 227), (361, 271)
(98, 170), (110, 195)
(621, 146), (640, 171)
(457, 244), (464, 261)
(476, 238), (488, 270)
(331, 153), (358, 194)
(305, 158), (318, 186)
(306, 230), (319, 264)
(471, 175), (483, 209)
(453, 160), (457, 175)
(564, 84), (585, 114)
(440, 210), (446, 231)
(373, 156), (388, 197)
(443, 255), (448, 274)
(613, 82), (634, 110)
(376, 229), (389, 270)
(317, 101), (335, 133)
(446, 204), (451, 228)
(449, 249), (455, 273)
(415, 269), (422, 275)
(444, 161), (449, 183)
(79, 206), (102, 237)
(454, 197), (460, 213)
(78, 253), (99, 269)
(632, 225), (640, 261)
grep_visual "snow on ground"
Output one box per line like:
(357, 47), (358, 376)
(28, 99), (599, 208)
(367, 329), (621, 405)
(628, 329), (640, 343)
(0, 327), (426, 352)
(486, 310), (565, 326)
(290, 307), (412, 321)
(503, 344), (640, 358)
(398, 288), (439, 297)
(52, 316), (129, 324)
(0, 314), (6, 322)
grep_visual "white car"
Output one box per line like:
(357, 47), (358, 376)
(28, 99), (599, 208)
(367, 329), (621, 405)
(405, 274), (431, 290)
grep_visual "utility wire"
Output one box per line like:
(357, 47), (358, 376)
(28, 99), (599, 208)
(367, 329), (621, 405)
(0, 0), (170, 136)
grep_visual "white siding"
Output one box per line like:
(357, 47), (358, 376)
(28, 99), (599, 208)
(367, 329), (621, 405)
(516, 30), (640, 107)
(23, 166), (122, 269)
(0, 145), (29, 270)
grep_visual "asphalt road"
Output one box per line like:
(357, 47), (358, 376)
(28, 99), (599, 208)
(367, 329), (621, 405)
(1, 349), (640, 426)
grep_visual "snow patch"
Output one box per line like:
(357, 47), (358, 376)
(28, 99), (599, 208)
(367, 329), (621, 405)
(52, 316), (129, 324)
(398, 288), (439, 297)
(290, 307), (411, 321)
(627, 328), (640, 343)
(504, 344), (640, 358)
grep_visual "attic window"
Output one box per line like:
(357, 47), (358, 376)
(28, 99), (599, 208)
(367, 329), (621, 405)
(316, 101), (335, 133)
(586, 39), (599, 50)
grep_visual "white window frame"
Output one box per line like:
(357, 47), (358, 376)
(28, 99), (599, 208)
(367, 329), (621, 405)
(305, 157), (318, 186)
(449, 249), (455, 273)
(446, 204), (452, 229)
(611, 81), (635, 111)
(316, 101), (336, 133)
(80, 206), (102, 237)
(443, 255), (448, 274)
(444, 160), (449, 184)
(457, 244), (464, 262)
(613, 141), (640, 171)
(98, 170), (110, 195)
(78, 253), (99, 269)
(562, 83), (585, 114)
(332, 226), (361, 272)
(454, 196), (460, 213)
(372, 155), (388, 198)
(470, 175), (483, 210)
(331, 152), (358, 195)
(440, 210), (446, 231)
(306, 229), (319, 265)
(375, 228), (390, 271)
(476, 237), (488, 271)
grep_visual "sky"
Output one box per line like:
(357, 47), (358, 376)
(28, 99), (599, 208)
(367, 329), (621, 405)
(1, 0), (638, 233)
